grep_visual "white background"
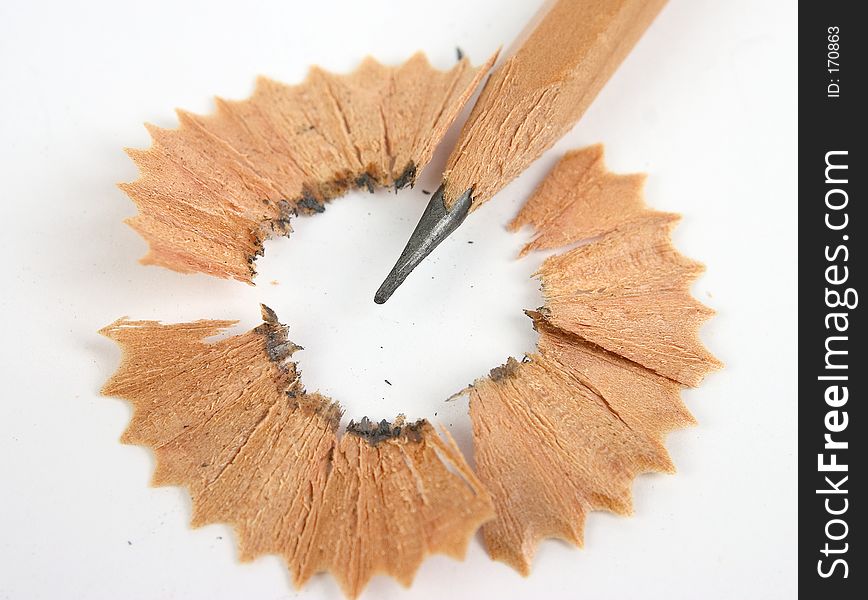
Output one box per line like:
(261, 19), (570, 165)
(0, 1), (796, 598)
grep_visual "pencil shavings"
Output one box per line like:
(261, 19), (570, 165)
(509, 144), (657, 255)
(120, 52), (495, 283)
(537, 214), (720, 387)
(467, 145), (720, 573)
(99, 306), (493, 598)
(468, 324), (692, 574)
(514, 145), (721, 385)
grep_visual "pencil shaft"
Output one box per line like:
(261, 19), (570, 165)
(442, 0), (667, 209)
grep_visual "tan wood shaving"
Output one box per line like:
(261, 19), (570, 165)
(538, 214), (720, 387)
(466, 145), (720, 573)
(100, 306), (493, 598)
(120, 52), (495, 283)
(510, 144), (659, 255)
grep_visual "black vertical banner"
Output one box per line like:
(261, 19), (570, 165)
(799, 2), (863, 597)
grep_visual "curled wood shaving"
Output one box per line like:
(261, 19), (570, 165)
(120, 52), (495, 283)
(100, 306), (493, 598)
(467, 145), (720, 573)
(538, 214), (720, 387)
(510, 144), (655, 255)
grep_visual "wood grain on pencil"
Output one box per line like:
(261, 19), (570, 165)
(442, 0), (667, 209)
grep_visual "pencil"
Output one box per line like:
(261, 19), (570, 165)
(375, 0), (668, 304)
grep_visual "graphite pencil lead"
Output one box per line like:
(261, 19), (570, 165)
(374, 185), (473, 304)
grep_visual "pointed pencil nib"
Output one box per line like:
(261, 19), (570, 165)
(374, 184), (473, 304)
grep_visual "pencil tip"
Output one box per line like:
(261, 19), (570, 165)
(374, 185), (473, 304)
(373, 285), (390, 304)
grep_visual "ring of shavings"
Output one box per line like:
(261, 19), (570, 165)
(100, 305), (493, 598)
(105, 77), (720, 594)
(464, 144), (721, 574)
(120, 52), (495, 283)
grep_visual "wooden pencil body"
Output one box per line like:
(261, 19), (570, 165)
(442, 0), (667, 209)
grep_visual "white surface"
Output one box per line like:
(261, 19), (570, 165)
(0, 1), (797, 598)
